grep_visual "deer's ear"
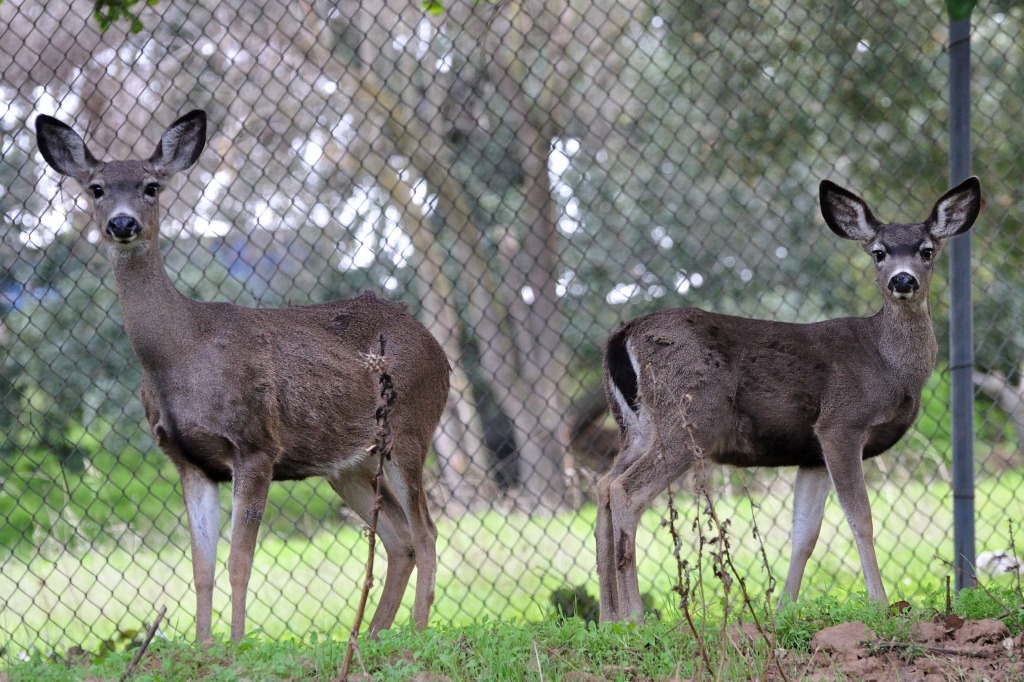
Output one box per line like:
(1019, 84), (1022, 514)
(151, 110), (206, 174)
(35, 115), (100, 180)
(819, 180), (881, 242)
(927, 176), (981, 240)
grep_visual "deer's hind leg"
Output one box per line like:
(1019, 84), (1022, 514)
(596, 420), (653, 622)
(604, 438), (695, 622)
(600, 385), (727, 622)
(596, 472), (621, 622)
(384, 438), (437, 631)
(778, 465), (831, 607)
(329, 467), (417, 637)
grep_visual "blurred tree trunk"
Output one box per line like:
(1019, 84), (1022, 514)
(372, 160), (491, 505)
(345, 46), (571, 506)
(329, 5), (495, 507)
(333, 0), (642, 508)
(436, 0), (642, 506)
(491, 69), (573, 507)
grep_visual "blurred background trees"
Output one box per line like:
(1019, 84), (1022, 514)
(2, 0), (1023, 552)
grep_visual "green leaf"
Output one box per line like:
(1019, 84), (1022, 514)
(946, 0), (977, 20)
(92, 0), (147, 33)
(422, 0), (444, 16)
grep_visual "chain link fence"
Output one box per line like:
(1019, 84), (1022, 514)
(2, 0), (1023, 652)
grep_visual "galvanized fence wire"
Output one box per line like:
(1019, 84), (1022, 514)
(1, 0), (1023, 651)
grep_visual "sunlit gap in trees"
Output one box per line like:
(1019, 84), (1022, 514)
(550, 134), (713, 307)
(16, 88), (71, 249)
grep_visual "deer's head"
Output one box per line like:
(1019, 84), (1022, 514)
(819, 176), (981, 307)
(35, 110), (207, 254)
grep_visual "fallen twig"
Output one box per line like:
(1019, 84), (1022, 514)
(117, 604), (166, 682)
(870, 641), (1003, 659)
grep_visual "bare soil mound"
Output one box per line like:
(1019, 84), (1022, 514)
(774, 618), (1023, 681)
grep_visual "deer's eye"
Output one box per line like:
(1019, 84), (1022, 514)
(88, 184), (104, 199)
(143, 182), (161, 198)
(871, 249), (886, 264)
(920, 248), (934, 261)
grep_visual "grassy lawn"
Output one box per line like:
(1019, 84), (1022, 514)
(2, 467), (1021, 658)
(3, 586), (1022, 681)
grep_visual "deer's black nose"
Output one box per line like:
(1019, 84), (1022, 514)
(888, 272), (919, 295)
(106, 215), (140, 241)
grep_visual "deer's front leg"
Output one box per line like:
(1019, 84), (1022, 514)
(778, 465), (831, 608)
(227, 455), (273, 643)
(818, 429), (887, 603)
(163, 433), (221, 644)
(180, 468), (221, 643)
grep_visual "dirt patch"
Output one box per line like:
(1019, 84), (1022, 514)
(810, 621), (871, 658)
(773, 618), (1024, 682)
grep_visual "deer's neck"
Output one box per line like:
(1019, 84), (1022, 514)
(875, 297), (938, 382)
(108, 239), (195, 367)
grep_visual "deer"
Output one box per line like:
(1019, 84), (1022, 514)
(596, 176), (982, 622)
(34, 110), (451, 643)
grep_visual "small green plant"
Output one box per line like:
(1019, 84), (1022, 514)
(549, 584), (600, 625)
(548, 585), (659, 626)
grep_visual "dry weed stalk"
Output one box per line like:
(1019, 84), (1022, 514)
(937, 522), (1024, 624)
(117, 605), (166, 682)
(657, 377), (788, 682)
(335, 336), (395, 682)
(1008, 519), (1023, 602)
(666, 479), (712, 675)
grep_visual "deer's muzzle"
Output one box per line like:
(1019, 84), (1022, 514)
(107, 215), (141, 242)
(888, 272), (919, 297)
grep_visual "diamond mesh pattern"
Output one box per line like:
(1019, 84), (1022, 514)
(1, 0), (1023, 650)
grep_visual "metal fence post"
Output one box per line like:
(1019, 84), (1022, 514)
(947, 9), (977, 593)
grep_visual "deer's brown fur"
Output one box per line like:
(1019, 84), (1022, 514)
(36, 110), (450, 642)
(597, 177), (982, 622)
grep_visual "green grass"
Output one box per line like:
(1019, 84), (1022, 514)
(4, 362), (1020, 656)
(3, 586), (1022, 682)
(3, 620), (704, 681)
(2, 467), (1022, 657)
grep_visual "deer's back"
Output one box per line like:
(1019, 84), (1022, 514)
(141, 292), (450, 482)
(605, 307), (924, 468)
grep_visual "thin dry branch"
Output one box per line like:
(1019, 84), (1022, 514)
(335, 335), (395, 682)
(666, 480), (711, 675)
(117, 605), (166, 682)
(936, 552), (1019, 620)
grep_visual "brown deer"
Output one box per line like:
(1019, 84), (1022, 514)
(597, 176), (982, 621)
(35, 110), (451, 642)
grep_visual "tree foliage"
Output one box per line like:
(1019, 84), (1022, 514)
(3, 0), (1024, 533)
